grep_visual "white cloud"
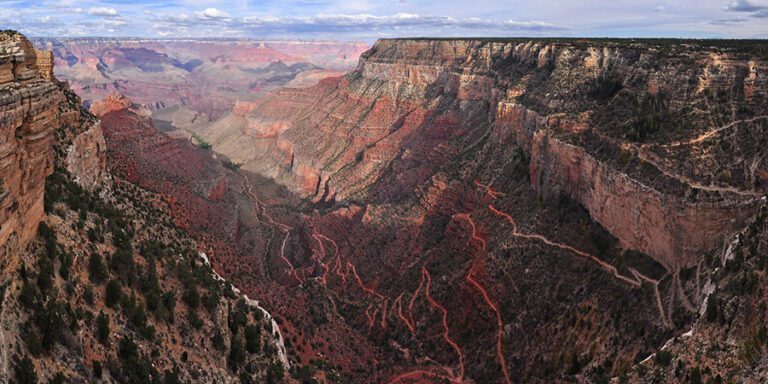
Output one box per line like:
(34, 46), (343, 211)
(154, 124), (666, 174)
(88, 7), (120, 17)
(197, 8), (230, 19)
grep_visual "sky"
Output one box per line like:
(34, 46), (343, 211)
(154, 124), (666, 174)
(2, 0), (767, 41)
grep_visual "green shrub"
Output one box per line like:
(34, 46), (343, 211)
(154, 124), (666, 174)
(88, 252), (108, 283)
(589, 70), (623, 101)
(49, 372), (66, 384)
(14, 355), (37, 384)
(228, 335), (246, 372)
(105, 280), (122, 308)
(244, 324), (262, 354)
(93, 360), (103, 378)
(96, 311), (110, 344)
(654, 350), (673, 366)
(629, 92), (670, 141)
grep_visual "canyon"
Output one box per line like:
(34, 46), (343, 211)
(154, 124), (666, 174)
(31, 37), (369, 145)
(1, 30), (767, 384)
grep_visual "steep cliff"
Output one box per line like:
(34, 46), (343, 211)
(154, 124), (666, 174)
(0, 31), (108, 273)
(0, 32), (63, 272)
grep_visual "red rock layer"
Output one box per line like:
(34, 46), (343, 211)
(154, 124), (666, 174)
(0, 34), (58, 271)
(0, 33), (106, 272)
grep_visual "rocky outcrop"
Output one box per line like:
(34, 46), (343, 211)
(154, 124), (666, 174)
(33, 49), (53, 81)
(65, 122), (106, 189)
(0, 32), (59, 271)
(0, 32), (107, 271)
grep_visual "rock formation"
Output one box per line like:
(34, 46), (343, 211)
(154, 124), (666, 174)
(0, 32), (63, 271)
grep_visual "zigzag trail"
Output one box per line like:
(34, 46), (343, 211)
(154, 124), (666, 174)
(421, 266), (465, 382)
(626, 116), (768, 198)
(454, 212), (512, 384)
(302, 215), (463, 382)
(240, 174), (302, 284)
(483, 183), (671, 329)
(242, 167), (676, 381)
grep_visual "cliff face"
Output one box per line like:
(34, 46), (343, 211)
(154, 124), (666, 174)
(0, 32), (109, 272)
(529, 130), (761, 270)
(236, 38), (767, 270)
(0, 33), (60, 271)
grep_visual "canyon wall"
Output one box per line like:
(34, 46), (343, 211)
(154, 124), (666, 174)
(529, 130), (761, 269)
(0, 32), (106, 272)
(242, 38), (767, 269)
(0, 32), (59, 271)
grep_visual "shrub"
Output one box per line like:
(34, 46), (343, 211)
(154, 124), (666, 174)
(25, 330), (43, 357)
(88, 252), (108, 283)
(118, 336), (161, 384)
(267, 363), (285, 384)
(182, 286), (199, 309)
(110, 248), (137, 286)
(49, 372), (66, 384)
(164, 366), (181, 384)
(589, 70), (623, 101)
(35, 299), (67, 350)
(629, 92), (670, 142)
(654, 350), (673, 366)
(105, 280), (122, 308)
(96, 311), (110, 344)
(188, 310), (203, 330)
(228, 335), (246, 372)
(93, 360), (103, 379)
(14, 355), (37, 384)
(244, 324), (262, 354)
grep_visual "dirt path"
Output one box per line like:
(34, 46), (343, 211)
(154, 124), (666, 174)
(422, 266), (465, 382)
(626, 115), (768, 198)
(240, 173), (302, 284)
(456, 213), (512, 384)
(630, 269), (671, 328)
(488, 205), (642, 287)
(633, 146), (763, 197)
(662, 115), (768, 148)
(486, 201), (678, 328)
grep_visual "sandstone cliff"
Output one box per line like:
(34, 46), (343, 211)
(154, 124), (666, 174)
(0, 32), (108, 274)
(0, 32), (62, 271)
